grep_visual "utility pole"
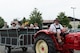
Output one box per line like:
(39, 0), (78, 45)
(71, 7), (76, 30)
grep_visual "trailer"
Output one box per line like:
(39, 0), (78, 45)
(0, 28), (39, 53)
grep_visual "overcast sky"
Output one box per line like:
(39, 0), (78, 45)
(0, 0), (80, 25)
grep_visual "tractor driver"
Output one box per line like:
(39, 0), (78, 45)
(49, 18), (64, 43)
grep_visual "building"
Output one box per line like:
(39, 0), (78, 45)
(42, 17), (80, 29)
(42, 20), (53, 29)
(68, 17), (80, 29)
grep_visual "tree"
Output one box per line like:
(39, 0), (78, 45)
(21, 17), (27, 24)
(0, 17), (5, 28)
(68, 24), (72, 29)
(57, 12), (70, 27)
(29, 8), (43, 28)
(78, 25), (80, 28)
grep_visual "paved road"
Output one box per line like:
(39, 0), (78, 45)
(0, 46), (4, 53)
(0, 46), (80, 53)
(0, 46), (34, 53)
(74, 50), (80, 53)
(11, 47), (34, 53)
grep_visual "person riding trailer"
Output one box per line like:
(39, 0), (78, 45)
(49, 18), (66, 43)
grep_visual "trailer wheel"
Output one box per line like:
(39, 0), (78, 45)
(5, 46), (11, 53)
(22, 47), (27, 52)
(34, 34), (57, 53)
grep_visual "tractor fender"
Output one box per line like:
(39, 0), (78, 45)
(34, 29), (61, 51)
(65, 32), (80, 50)
(34, 29), (54, 38)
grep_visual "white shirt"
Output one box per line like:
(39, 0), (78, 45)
(49, 23), (63, 33)
(10, 25), (20, 29)
(34, 27), (39, 29)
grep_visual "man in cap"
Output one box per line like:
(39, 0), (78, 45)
(10, 21), (20, 29)
(49, 18), (64, 43)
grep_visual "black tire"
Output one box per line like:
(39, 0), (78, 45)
(22, 47), (27, 52)
(34, 34), (57, 53)
(5, 46), (11, 53)
(69, 49), (74, 53)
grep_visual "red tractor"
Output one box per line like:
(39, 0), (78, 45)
(34, 29), (80, 53)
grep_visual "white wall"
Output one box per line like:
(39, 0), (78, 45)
(70, 21), (80, 29)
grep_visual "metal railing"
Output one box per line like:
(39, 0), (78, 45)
(0, 28), (39, 48)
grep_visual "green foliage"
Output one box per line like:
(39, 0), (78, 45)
(68, 24), (72, 29)
(78, 25), (80, 28)
(57, 12), (70, 27)
(21, 17), (29, 24)
(29, 8), (43, 27)
(0, 17), (5, 28)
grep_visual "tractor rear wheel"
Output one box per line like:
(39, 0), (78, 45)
(34, 34), (57, 53)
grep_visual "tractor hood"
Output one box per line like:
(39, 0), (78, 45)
(65, 32), (80, 50)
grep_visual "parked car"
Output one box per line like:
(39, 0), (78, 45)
(69, 28), (80, 32)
